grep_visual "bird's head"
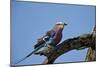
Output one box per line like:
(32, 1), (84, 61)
(55, 22), (67, 29)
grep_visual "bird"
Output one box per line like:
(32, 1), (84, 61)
(34, 22), (67, 55)
(14, 22), (67, 65)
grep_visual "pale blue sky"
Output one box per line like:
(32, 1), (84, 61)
(11, 1), (95, 65)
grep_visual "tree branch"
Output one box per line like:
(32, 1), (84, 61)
(42, 28), (95, 64)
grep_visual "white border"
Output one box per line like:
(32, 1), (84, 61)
(18, 0), (96, 5)
(0, 0), (10, 67)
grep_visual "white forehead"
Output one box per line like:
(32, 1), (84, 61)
(56, 22), (64, 25)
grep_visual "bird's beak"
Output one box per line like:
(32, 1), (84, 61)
(64, 23), (68, 26)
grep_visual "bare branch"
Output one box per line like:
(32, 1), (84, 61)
(42, 29), (95, 64)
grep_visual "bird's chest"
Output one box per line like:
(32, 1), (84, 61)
(56, 32), (62, 40)
(53, 30), (62, 44)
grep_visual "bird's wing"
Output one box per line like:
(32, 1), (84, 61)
(34, 38), (45, 49)
(34, 30), (55, 49)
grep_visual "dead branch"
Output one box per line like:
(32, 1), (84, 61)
(42, 27), (96, 64)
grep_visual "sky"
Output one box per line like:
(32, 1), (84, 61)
(11, 0), (96, 65)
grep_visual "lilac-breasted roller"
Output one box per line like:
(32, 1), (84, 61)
(14, 22), (67, 65)
(34, 22), (67, 54)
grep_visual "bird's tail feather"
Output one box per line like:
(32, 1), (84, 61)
(15, 50), (35, 65)
(15, 44), (44, 65)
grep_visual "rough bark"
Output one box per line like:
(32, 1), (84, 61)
(85, 47), (96, 61)
(42, 27), (96, 64)
(85, 26), (96, 61)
